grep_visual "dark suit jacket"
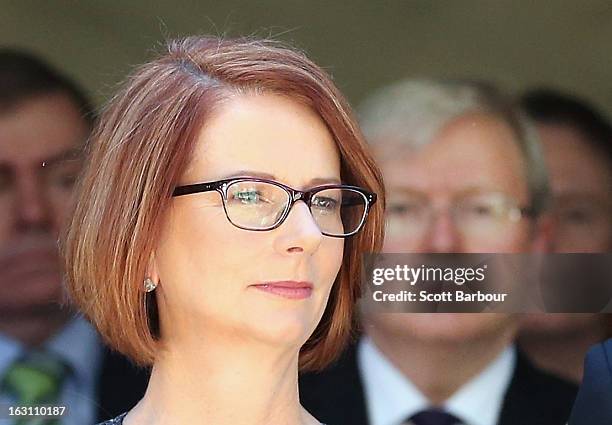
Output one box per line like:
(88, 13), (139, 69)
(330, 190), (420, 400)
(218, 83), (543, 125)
(94, 348), (150, 423)
(568, 339), (612, 425)
(300, 341), (577, 425)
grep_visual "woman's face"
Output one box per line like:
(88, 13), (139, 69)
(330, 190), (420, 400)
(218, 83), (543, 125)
(153, 93), (344, 351)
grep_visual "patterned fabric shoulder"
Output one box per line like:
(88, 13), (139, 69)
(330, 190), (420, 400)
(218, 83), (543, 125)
(96, 413), (327, 424)
(96, 411), (128, 424)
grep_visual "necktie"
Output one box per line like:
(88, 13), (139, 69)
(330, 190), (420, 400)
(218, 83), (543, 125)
(407, 408), (464, 425)
(1, 350), (68, 425)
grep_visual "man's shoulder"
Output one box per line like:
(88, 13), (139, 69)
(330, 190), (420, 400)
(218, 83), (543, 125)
(575, 338), (612, 386)
(586, 338), (612, 369)
(567, 339), (612, 425)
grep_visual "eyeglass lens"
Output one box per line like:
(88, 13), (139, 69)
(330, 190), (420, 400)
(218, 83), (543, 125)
(385, 191), (524, 240)
(224, 181), (367, 236)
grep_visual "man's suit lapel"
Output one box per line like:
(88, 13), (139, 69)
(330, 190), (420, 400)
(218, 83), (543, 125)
(498, 350), (577, 425)
(302, 344), (577, 425)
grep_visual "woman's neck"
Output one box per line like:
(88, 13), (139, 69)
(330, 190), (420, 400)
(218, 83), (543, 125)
(126, 336), (315, 425)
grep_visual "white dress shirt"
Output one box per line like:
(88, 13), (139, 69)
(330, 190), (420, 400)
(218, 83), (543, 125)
(357, 336), (516, 425)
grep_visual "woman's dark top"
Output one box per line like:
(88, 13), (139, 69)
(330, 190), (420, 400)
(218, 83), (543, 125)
(96, 412), (327, 424)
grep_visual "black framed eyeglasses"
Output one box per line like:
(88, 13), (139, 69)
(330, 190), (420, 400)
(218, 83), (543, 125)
(173, 177), (377, 238)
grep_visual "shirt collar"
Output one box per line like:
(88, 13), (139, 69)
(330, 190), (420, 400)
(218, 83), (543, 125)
(357, 336), (516, 425)
(358, 335), (428, 425)
(445, 345), (516, 425)
(0, 315), (102, 390)
(0, 333), (22, 377)
(46, 315), (102, 389)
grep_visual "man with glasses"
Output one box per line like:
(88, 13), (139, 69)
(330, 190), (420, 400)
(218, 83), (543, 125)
(300, 80), (577, 425)
(0, 49), (147, 424)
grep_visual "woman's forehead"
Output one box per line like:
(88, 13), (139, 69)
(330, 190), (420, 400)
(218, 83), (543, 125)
(182, 93), (341, 186)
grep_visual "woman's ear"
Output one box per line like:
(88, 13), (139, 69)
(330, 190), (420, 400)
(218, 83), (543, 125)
(146, 251), (160, 284)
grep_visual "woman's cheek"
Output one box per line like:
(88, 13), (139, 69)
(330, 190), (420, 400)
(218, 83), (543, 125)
(322, 239), (344, 290)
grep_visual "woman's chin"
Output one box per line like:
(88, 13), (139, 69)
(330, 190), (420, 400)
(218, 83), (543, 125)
(244, 308), (320, 347)
(239, 289), (325, 344)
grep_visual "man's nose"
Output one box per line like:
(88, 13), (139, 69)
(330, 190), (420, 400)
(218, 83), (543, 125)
(422, 209), (462, 253)
(14, 173), (52, 232)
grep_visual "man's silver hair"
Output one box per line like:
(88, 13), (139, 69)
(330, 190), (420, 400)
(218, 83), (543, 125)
(359, 79), (550, 215)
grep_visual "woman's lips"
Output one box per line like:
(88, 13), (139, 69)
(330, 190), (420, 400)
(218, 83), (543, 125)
(250, 281), (314, 299)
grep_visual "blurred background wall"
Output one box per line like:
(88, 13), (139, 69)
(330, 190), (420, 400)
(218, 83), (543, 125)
(1, 0), (610, 113)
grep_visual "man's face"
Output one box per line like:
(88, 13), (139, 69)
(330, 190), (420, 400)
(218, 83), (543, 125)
(0, 93), (89, 330)
(382, 113), (534, 254)
(538, 123), (612, 252)
(364, 113), (536, 344)
(519, 123), (612, 341)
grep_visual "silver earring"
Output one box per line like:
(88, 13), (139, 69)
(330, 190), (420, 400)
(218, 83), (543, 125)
(144, 277), (158, 292)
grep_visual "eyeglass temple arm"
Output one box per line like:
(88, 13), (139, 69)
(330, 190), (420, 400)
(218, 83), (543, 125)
(172, 182), (219, 197)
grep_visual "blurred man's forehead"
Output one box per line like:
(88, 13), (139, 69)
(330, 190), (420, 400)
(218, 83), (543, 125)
(539, 124), (612, 197)
(0, 93), (88, 167)
(377, 113), (529, 201)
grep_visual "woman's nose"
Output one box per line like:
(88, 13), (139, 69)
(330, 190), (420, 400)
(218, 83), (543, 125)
(273, 201), (323, 255)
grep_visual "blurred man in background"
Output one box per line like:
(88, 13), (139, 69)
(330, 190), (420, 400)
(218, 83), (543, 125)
(0, 49), (147, 424)
(300, 80), (577, 425)
(518, 88), (612, 383)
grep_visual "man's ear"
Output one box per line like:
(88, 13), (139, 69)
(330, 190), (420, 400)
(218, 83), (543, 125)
(531, 213), (555, 253)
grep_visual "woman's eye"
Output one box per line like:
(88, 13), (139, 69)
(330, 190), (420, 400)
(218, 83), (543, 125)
(312, 197), (338, 211)
(232, 190), (265, 204)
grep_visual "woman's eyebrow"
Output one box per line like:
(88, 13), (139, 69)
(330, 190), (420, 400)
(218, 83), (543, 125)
(223, 170), (341, 186)
(224, 170), (276, 180)
(308, 177), (342, 185)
